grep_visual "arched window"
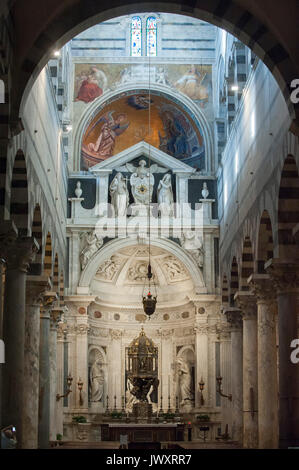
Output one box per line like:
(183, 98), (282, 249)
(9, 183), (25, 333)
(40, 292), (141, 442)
(131, 16), (142, 57)
(146, 16), (157, 57)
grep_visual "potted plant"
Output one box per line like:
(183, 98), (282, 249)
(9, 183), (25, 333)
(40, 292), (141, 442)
(72, 416), (90, 441)
(72, 415), (87, 423)
(56, 433), (63, 446)
(196, 414), (210, 422)
(110, 411), (123, 420)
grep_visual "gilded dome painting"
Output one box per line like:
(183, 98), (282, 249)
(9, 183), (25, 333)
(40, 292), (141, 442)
(81, 91), (205, 170)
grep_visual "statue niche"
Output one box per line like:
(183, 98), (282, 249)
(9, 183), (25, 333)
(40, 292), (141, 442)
(125, 328), (159, 419)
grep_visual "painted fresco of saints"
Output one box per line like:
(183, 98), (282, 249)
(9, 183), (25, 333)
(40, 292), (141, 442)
(174, 65), (208, 105)
(82, 111), (129, 168)
(75, 67), (107, 103)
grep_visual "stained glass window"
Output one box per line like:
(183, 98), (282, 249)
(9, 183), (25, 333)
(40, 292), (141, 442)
(131, 16), (142, 57)
(146, 17), (157, 57)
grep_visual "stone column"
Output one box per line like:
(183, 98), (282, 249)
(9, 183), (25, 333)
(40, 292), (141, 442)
(38, 291), (57, 449)
(49, 307), (64, 441)
(248, 275), (278, 448)
(266, 259), (299, 448)
(64, 296), (95, 412)
(109, 329), (123, 410)
(68, 230), (81, 294)
(1, 236), (38, 448)
(194, 316), (209, 408)
(22, 275), (51, 449)
(225, 308), (243, 443)
(235, 292), (258, 448)
(220, 326), (232, 435)
(56, 321), (67, 437)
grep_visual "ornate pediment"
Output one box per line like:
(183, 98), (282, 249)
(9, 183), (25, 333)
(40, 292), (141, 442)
(88, 141), (196, 175)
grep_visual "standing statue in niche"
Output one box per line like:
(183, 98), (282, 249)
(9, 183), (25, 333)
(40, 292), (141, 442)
(109, 172), (129, 217)
(90, 359), (105, 402)
(80, 230), (103, 270)
(176, 358), (194, 406)
(157, 173), (174, 217)
(180, 231), (204, 268)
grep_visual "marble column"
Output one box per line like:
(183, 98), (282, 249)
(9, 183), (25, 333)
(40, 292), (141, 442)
(266, 259), (299, 448)
(109, 329), (123, 410)
(56, 321), (67, 437)
(64, 296), (95, 412)
(22, 275), (51, 449)
(68, 231), (81, 294)
(49, 307), (64, 441)
(1, 236), (38, 448)
(248, 275), (278, 449)
(225, 308), (243, 443)
(235, 292), (258, 448)
(194, 316), (209, 408)
(38, 291), (57, 449)
(220, 328), (232, 435)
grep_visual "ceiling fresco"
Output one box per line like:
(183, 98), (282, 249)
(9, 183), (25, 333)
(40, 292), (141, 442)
(81, 91), (206, 170)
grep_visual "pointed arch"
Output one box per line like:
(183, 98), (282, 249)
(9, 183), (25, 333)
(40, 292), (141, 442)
(240, 236), (254, 290)
(257, 210), (274, 273)
(278, 155), (299, 259)
(29, 204), (43, 275)
(59, 271), (65, 307)
(53, 254), (59, 294)
(43, 232), (53, 279)
(230, 257), (239, 306)
(222, 274), (229, 307)
(10, 150), (29, 236)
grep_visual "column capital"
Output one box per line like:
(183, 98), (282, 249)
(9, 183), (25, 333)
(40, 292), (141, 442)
(4, 236), (39, 272)
(0, 220), (18, 259)
(247, 274), (277, 304)
(265, 258), (299, 294)
(40, 291), (58, 318)
(234, 291), (257, 320)
(57, 320), (68, 340)
(50, 307), (65, 329)
(26, 275), (52, 305)
(223, 307), (243, 330)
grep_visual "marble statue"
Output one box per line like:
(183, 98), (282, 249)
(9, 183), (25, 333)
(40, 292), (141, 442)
(156, 66), (168, 85)
(157, 173), (174, 216)
(126, 377), (138, 412)
(124, 160), (167, 212)
(180, 231), (204, 268)
(201, 181), (209, 199)
(80, 230), (103, 269)
(109, 172), (129, 217)
(176, 358), (194, 405)
(90, 359), (105, 402)
(75, 181), (83, 198)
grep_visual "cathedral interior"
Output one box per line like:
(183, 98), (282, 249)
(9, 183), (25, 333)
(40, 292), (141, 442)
(0, 0), (298, 450)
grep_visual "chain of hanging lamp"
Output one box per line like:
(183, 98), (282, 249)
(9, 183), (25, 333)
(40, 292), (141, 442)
(142, 45), (157, 317)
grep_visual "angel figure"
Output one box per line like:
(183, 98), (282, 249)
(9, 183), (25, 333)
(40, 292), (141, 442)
(87, 111), (129, 160)
(123, 160), (168, 206)
(80, 230), (103, 270)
